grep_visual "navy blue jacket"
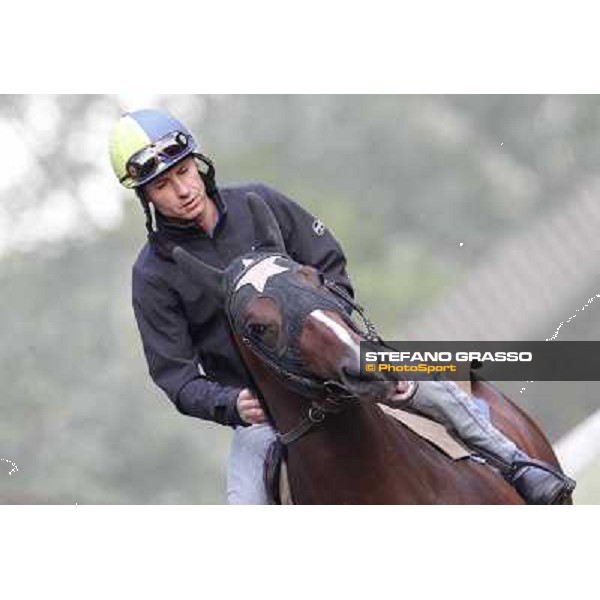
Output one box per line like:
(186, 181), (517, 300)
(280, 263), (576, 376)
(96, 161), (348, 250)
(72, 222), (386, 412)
(132, 183), (354, 427)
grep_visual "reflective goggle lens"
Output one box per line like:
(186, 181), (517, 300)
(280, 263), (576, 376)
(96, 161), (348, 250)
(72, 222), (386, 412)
(124, 132), (190, 184)
(160, 132), (189, 157)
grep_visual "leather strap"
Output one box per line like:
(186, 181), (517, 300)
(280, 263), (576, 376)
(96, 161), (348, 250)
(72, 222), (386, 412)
(277, 404), (328, 446)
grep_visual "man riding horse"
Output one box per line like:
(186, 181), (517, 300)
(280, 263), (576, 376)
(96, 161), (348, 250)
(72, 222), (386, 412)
(109, 108), (575, 504)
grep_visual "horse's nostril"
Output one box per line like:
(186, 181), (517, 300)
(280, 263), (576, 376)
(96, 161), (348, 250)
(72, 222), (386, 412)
(341, 364), (362, 378)
(342, 365), (382, 383)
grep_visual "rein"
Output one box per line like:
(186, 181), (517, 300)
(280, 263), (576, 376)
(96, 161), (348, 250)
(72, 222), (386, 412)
(322, 277), (383, 345)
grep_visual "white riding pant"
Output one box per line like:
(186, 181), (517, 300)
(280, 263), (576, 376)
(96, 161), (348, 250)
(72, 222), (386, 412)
(407, 379), (520, 465)
(227, 423), (277, 505)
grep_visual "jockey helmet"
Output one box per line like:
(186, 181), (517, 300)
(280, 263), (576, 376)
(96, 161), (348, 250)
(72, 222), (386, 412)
(109, 108), (199, 189)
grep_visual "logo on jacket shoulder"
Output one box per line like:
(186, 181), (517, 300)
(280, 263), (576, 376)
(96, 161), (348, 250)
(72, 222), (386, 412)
(312, 218), (326, 237)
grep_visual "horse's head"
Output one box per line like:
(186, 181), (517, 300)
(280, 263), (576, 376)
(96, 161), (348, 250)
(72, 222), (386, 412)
(173, 193), (401, 409)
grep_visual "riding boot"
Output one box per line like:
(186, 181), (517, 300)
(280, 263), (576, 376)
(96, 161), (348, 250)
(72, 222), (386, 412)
(507, 454), (576, 505)
(405, 379), (576, 504)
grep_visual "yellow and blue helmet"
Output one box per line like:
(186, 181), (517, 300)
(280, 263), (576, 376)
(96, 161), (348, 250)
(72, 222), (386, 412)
(109, 109), (197, 189)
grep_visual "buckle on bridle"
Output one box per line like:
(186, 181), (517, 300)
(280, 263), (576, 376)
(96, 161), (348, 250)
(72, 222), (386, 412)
(308, 406), (326, 423)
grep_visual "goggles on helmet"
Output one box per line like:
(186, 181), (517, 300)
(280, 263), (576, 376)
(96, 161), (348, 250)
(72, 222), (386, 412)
(121, 131), (191, 186)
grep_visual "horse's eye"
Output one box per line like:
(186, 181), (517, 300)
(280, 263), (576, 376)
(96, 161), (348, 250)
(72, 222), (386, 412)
(249, 323), (267, 337)
(247, 321), (280, 349)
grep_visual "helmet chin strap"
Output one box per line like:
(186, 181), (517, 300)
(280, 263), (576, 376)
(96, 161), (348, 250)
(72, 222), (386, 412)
(193, 153), (218, 198)
(135, 188), (157, 240)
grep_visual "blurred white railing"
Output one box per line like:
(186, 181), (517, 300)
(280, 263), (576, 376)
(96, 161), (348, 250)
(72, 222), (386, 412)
(554, 408), (600, 478)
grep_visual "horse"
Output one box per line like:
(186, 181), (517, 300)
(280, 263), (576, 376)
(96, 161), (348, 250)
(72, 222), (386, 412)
(173, 194), (573, 504)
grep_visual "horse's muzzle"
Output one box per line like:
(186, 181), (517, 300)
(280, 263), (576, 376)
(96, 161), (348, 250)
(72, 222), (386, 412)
(339, 365), (399, 402)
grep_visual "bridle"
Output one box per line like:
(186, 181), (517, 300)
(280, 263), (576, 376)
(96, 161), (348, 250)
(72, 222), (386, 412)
(226, 254), (385, 446)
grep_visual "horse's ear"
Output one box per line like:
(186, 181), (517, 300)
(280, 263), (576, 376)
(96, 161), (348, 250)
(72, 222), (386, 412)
(172, 246), (226, 301)
(246, 192), (286, 253)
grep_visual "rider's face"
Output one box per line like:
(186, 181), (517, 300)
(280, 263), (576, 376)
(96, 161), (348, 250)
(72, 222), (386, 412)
(143, 156), (208, 221)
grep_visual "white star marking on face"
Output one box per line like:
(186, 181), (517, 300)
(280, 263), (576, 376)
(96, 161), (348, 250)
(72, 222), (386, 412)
(235, 256), (290, 293)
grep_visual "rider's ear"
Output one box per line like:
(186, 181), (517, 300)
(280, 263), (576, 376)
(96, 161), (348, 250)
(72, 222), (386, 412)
(245, 192), (286, 254)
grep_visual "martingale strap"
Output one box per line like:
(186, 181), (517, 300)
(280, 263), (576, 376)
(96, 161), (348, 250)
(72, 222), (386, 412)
(277, 400), (348, 446)
(277, 405), (327, 446)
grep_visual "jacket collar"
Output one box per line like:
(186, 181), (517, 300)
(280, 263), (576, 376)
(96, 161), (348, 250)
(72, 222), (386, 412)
(155, 188), (228, 241)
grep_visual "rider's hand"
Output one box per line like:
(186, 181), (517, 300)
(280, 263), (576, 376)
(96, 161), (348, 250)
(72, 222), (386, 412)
(236, 388), (267, 425)
(388, 380), (419, 404)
